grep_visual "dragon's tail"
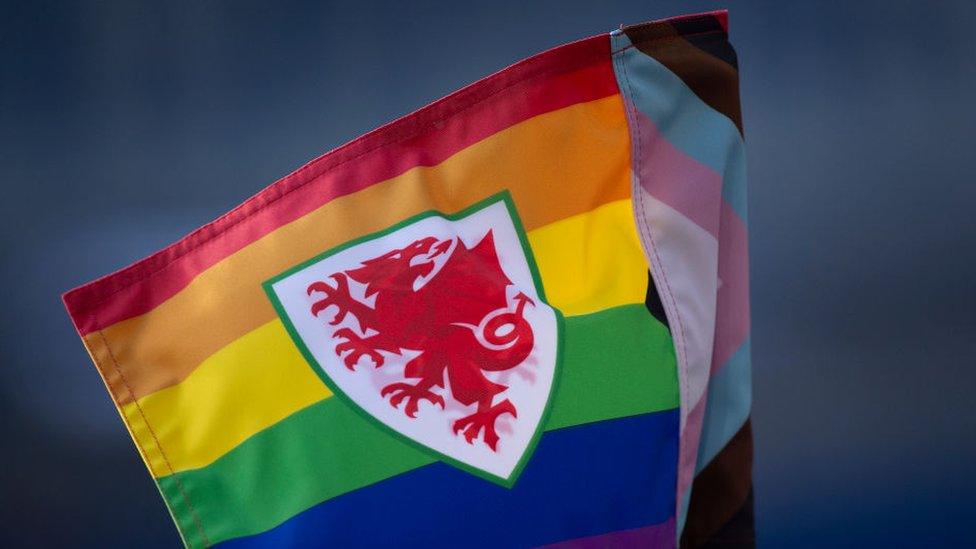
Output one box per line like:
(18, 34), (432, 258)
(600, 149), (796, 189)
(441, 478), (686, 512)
(482, 312), (527, 346)
(477, 310), (534, 372)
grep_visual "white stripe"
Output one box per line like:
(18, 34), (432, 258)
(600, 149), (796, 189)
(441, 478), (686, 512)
(633, 187), (718, 429)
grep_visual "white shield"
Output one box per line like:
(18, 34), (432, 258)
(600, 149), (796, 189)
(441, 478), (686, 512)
(265, 192), (560, 485)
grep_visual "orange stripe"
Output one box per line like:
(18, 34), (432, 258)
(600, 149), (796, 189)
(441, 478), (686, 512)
(90, 94), (630, 403)
(63, 35), (615, 336)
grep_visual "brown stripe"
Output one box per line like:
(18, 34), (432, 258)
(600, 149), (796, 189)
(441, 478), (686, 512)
(681, 420), (754, 548)
(622, 23), (743, 134)
(697, 490), (755, 549)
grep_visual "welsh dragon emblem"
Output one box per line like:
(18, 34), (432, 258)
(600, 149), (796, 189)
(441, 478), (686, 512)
(307, 231), (533, 450)
(266, 194), (559, 483)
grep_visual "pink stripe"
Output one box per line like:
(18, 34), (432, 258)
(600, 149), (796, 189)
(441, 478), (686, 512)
(62, 35), (618, 336)
(710, 201), (751, 373)
(633, 107), (723, 238)
(538, 517), (675, 548)
(676, 395), (707, 513)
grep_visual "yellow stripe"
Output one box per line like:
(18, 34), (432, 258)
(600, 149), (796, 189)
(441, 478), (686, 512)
(124, 320), (330, 477)
(132, 199), (647, 475)
(98, 94), (632, 402)
(531, 199), (646, 316)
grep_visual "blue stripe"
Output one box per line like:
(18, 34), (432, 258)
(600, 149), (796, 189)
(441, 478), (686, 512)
(696, 338), (752, 470)
(610, 31), (748, 222)
(219, 410), (679, 548)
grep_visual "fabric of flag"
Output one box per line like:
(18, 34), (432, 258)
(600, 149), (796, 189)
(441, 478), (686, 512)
(63, 10), (751, 548)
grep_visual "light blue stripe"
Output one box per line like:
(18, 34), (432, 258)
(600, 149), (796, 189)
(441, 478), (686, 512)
(677, 487), (691, 540)
(696, 338), (752, 470)
(723, 149), (748, 224)
(610, 31), (748, 222)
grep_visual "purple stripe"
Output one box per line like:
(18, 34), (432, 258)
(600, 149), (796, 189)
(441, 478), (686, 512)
(538, 517), (676, 549)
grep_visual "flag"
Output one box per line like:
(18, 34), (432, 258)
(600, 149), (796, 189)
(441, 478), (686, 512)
(63, 10), (750, 548)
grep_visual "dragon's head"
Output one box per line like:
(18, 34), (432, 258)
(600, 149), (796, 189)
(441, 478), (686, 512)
(347, 236), (452, 292)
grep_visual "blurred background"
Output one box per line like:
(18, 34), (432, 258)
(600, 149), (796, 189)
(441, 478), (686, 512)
(2, 1), (974, 546)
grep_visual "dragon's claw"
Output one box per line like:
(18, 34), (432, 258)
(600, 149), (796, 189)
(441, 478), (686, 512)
(452, 399), (517, 452)
(307, 273), (370, 331)
(333, 328), (384, 370)
(381, 382), (445, 418)
(330, 272), (349, 290)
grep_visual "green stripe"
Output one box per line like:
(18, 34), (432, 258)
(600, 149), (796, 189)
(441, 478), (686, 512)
(546, 304), (678, 430)
(159, 303), (677, 546)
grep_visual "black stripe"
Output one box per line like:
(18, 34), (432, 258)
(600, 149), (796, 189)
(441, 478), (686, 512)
(644, 270), (670, 330)
(666, 14), (739, 70)
(676, 28), (739, 70)
(669, 13), (724, 35)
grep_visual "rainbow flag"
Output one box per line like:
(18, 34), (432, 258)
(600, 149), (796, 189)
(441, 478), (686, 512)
(63, 10), (751, 548)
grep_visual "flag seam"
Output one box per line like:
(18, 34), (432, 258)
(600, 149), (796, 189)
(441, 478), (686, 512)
(614, 41), (690, 425)
(95, 327), (210, 547)
(614, 36), (691, 545)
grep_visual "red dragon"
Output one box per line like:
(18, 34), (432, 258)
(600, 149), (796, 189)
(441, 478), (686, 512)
(306, 230), (535, 451)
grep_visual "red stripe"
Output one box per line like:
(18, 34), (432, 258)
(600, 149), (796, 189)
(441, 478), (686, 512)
(715, 10), (729, 33)
(63, 34), (617, 336)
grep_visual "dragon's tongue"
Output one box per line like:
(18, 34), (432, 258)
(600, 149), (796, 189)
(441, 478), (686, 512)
(431, 239), (452, 256)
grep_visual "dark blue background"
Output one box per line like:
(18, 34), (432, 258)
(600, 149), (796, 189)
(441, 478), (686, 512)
(2, 1), (973, 546)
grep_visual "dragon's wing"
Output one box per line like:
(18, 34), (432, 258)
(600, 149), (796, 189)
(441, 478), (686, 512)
(421, 230), (513, 326)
